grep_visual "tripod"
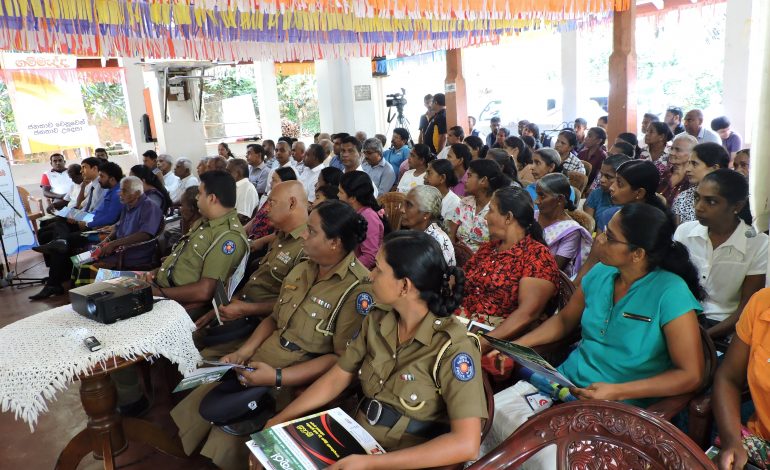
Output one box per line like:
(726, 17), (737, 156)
(0, 168), (46, 289)
(386, 107), (413, 146)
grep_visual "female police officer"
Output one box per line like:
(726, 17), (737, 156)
(171, 200), (371, 470)
(266, 231), (487, 469)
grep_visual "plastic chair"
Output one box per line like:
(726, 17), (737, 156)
(109, 219), (166, 271)
(581, 160), (593, 179)
(378, 191), (406, 230)
(453, 242), (474, 269)
(18, 186), (44, 237)
(468, 400), (716, 469)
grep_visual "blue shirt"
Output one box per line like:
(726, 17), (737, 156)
(87, 184), (123, 228)
(115, 194), (163, 265)
(557, 263), (702, 407)
(362, 158), (396, 195)
(383, 145), (410, 175)
(595, 205), (621, 232)
(329, 155), (345, 171)
(585, 188), (613, 215)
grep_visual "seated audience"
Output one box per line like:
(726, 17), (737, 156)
(583, 154), (631, 225)
(374, 133), (387, 147)
(339, 171), (385, 270)
(665, 106), (686, 135)
(504, 136), (534, 186)
(609, 140), (635, 159)
(130, 165), (172, 214)
(218, 142), (235, 159)
(674, 169), (767, 340)
(170, 158), (199, 204)
(464, 135), (488, 160)
(30, 162), (125, 299)
(355, 130), (368, 143)
(291, 141), (306, 175)
(397, 143), (432, 194)
(597, 115), (608, 129)
(641, 112), (659, 136)
(573, 118), (587, 149)
(554, 130), (586, 174)
(536, 174), (592, 278)
(314, 166), (342, 194)
(383, 127), (411, 175)
(672, 142), (730, 225)
(458, 185), (559, 343)
(245, 144), (269, 196)
(41, 153), (73, 211)
(147, 170), (249, 313)
(578, 126), (608, 188)
(247, 167), (298, 254)
(362, 138), (396, 195)
(685, 109), (721, 144)
(711, 115), (742, 161)
(264, 140), (295, 195)
(327, 133), (349, 171)
(164, 186), (201, 248)
(424, 159), (461, 224)
(94, 147), (109, 161)
(401, 185), (455, 266)
(448, 159), (510, 252)
(436, 125), (464, 160)
(207, 156), (228, 174)
(527, 148), (577, 206)
(171, 201), (370, 469)
(299, 143), (325, 202)
(659, 133), (696, 206)
(494, 127), (511, 148)
(713, 288), (770, 470)
(158, 154), (179, 195)
(446, 143), (472, 196)
(312, 184), (338, 208)
(616, 132), (642, 158)
(482, 203), (705, 464)
(227, 159), (259, 224)
(76, 157), (106, 212)
(486, 149), (521, 186)
(142, 150), (165, 182)
(269, 231), (485, 469)
(597, 160), (664, 232)
(89, 176), (163, 269)
(733, 148), (750, 179)
(62, 164), (83, 209)
(641, 122), (674, 176)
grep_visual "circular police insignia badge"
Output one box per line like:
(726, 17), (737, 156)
(222, 240), (236, 255)
(356, 292), (374, 315)
(451, 353), (475, 381)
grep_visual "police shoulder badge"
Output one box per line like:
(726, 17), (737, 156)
(451, 352), (475, 382)
(222, 240), (236, 255)
(356, 292), (374, 315)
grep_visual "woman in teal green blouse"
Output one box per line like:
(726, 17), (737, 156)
(481, 203), (706, 461)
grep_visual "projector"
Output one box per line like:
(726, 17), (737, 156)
(69, 277), (154, 324)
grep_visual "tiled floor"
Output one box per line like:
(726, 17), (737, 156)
(0, 250), (216, 469)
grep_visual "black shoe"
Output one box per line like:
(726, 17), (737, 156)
(28, 285), (65, 300)
(117, 396), (150, 417)
(32, 239), (68, 255)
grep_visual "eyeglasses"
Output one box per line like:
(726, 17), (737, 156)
(599, 230), (632, 246)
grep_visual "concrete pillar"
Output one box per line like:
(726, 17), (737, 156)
(723, 0), (754, 144)
(253, 61), (282, 139)
(561, 30), (579, 124)
(118, 58), (157, 159)
(315, 58), (377, 135)
(444, 49), (468, 134)
(750, 0), (770, 232)
(607, 2), (637, 145)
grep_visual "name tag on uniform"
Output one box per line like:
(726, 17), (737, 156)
(277, 251), (292, 264)
(524, 392), (552, 412)
(622, 312), (652, 322)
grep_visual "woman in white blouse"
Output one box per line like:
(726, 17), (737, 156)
(673, 169), (768, 342)
(401, 185), (455, 266)
(397, 143), (433, 193)
(424, 159), (461, 225)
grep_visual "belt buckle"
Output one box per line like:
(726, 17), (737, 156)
(366, 399), (382, 426)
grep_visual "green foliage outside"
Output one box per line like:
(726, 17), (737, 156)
(276, 74), (320, 136)
(80, 82), (128, 126)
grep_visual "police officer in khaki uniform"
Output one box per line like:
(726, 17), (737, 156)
(193, 182), (309, 358)
(149, 170), (248, 316)
(268, 231), (487, 469)
(170, 200), (372, 470)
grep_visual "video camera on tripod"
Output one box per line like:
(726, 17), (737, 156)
(386, 89), (407, 113)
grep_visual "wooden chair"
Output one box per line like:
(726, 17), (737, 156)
(17, 186), (44, 237)
(568, 209), (596, 234)
(468, 400), (716, 469)
(378, 191), (406, 230)
(567, 171), (588, 194)
(688, 388), (753, 449)
(581, 160), (593, 179)
(453, 242), (474, 269)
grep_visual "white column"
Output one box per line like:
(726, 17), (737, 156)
(561, 30), (578, 125)
(315, 58), (377, 135)
(750, 0), (769, 232)
(253, 61), (282, 139)
(118, 58), (156, 159)
(722, 0), (754, 144)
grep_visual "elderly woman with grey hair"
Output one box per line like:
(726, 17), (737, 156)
(361, 137), (396, 194)
(526, 147), (577, 207)
(401, 185), (455, 266)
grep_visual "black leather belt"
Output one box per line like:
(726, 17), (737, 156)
(361, 398), (449, 439)
(279, 336), (302, 351)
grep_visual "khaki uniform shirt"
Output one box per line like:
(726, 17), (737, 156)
(338, 309), (487, 451)
(156, 208), (248, 288)
(250, 251), (372, 368)
(239, 224), (307, 302)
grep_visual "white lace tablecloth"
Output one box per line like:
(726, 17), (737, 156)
(0, 300), (202, 431)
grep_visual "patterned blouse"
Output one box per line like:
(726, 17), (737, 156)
(672, 186), (696, 224)
(562, 153), (586, 174)
(458, 237), (560, 324)
(641, 149), (669, 177)
(454, 196), (490, 252)
(424, 222), (456, 266)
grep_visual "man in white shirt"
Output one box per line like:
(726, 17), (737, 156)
(228, 159), (259, 223)
(291, 141), (306, 176)
(684, 109), (721, 144)
(436, 126), (465, 160)
(340, 136), (378, 197)
(158, 154), (180, 196)
(41, 153), (74, 212)
(246, 143), (270, 196)
(265, 140), (296, 195)
(170, 158), (199, 204)
(361, 138), (396, 195)
(300, 143), (326, 202)
(76, 157), (105, 212)
(63, 164), (84, 208)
